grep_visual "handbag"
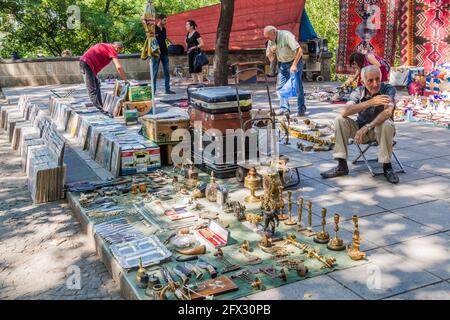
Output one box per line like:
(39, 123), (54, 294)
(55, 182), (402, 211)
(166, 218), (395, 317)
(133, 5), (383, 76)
(194, 51), (209, 69)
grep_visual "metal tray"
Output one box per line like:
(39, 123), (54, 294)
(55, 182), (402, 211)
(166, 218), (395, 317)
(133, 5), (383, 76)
(110, 236), (172, 269)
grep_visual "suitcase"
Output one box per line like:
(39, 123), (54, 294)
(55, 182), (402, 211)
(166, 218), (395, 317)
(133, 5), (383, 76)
(188, 86), (252, 114)
(188, 106), (252, 134)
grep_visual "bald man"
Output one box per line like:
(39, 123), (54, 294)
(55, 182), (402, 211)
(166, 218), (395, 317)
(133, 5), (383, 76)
(321, 65), (399, 184)
(264, 25), (306, 116)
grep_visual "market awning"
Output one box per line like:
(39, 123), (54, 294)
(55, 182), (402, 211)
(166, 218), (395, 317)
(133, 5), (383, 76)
(166, 0), (306, 51)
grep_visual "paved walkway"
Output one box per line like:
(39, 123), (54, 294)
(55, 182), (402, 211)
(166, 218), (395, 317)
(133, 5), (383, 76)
(1, 81), (449, 300)
(0, 131), (122, 300)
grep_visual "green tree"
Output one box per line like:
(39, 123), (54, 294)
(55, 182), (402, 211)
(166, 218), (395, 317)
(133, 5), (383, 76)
(0, 0), (220, 58)
(304, 0), (340, 79)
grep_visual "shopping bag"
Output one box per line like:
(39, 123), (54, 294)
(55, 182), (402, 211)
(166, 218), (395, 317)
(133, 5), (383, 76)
(279, 74), (298, 98)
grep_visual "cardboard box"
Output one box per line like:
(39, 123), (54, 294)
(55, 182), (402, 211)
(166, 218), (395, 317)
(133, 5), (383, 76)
(142, 115), (190, 144)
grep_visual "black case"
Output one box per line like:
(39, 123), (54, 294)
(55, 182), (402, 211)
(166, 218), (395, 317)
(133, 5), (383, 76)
(188, 86), (252, 114)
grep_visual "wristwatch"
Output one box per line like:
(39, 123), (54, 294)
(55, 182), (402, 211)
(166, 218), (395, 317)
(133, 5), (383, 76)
(365, 123), (373, 131)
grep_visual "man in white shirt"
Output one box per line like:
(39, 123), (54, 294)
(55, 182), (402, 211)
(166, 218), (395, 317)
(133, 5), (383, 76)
(264, 25), (306, 116)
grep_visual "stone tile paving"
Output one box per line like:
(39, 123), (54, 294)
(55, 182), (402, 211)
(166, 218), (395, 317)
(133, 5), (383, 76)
(2, 82), (450, 299)
(0, 131), (122, 300)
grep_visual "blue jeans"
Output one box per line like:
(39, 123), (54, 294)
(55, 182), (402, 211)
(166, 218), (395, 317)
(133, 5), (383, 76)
(153, 54), (171, 92)
(276, 59), (306, 114)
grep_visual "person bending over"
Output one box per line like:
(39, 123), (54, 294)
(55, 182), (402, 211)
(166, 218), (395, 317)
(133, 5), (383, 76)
(79, 42), (127, 109)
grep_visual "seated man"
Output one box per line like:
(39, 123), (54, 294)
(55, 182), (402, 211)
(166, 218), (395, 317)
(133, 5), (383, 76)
(320, 65), (399, 184)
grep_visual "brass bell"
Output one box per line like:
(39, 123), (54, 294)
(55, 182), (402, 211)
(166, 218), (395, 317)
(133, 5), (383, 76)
(244, 167), (262, 203)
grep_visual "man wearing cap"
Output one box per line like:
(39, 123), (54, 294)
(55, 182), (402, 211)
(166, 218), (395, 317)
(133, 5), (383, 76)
(79, 42), (127, 109)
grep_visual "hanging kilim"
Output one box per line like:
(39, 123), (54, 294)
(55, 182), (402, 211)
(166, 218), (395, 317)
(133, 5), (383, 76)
(400, 0), (450, 72)
(336, 0), (400, 75)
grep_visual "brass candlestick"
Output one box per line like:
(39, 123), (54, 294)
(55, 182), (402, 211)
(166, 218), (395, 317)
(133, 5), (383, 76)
(327, 214), (346, 251)
(135, 257), (149, 288)
(301, 200), (316, 237)
(277, 186), (288, 221)
(297, 197), (306, 231)
(244, 167), (262, 203)
(284, 191), (296, 225)
(347, 215), (366, 260)
(314, 208), (330, 244)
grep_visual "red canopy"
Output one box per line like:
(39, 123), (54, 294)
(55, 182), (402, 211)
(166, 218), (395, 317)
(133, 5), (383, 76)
(166, 0), (305, 51)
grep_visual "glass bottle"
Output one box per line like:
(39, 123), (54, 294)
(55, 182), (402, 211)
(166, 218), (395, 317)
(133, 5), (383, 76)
(205, 172), (218, 202)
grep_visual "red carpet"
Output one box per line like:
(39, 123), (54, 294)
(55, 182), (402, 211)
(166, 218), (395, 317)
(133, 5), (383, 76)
(400, 0), (450, 72)
(336, 0), (400, 75)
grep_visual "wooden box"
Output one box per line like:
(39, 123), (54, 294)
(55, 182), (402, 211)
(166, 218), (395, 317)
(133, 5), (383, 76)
(231, 61), (263, 83)
(142, 115), (190, 144)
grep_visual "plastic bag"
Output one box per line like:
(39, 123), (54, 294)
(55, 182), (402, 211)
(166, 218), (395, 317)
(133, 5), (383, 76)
(279, 74), (298, 99)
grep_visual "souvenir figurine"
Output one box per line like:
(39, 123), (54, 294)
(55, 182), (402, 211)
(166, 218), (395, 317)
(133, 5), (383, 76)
(244, 167), (262, 203)
(263, 209), (280, 236)
(205, 172), (218, 202)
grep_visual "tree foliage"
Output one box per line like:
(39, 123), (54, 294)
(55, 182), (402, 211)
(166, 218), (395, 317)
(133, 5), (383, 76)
(0, 0), (345, 75)
(0, 0), (219, 58)
(304, 0), (340, 79)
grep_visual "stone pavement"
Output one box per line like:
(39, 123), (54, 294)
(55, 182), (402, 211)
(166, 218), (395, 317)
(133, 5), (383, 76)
(1, 80), (449, 300)
(0, 130), (122, 300)
(242, 83), (450, 300)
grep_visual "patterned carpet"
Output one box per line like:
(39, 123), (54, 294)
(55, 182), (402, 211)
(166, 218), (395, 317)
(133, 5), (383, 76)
(336, 0), (400, 75)
(400, 0), (450, 71)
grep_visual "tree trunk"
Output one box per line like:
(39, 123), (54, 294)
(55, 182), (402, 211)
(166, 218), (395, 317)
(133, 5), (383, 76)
(213, 0), (234, 86)
(102, 0), (112, 43)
